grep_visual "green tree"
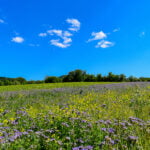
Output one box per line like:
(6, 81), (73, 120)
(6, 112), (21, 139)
(96, 74), (103, 82)
(45, 76), (61, 83)
(15, 77), (26, 84)
(85, 74), (96, 82)
(66, 69), (86, 82)
(119, 74), (126, 81)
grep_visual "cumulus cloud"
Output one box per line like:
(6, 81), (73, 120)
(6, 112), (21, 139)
(38, 33), (47, 37)
(63, 37), (72, 43)
(47, 29), (72, 38)
(0, 19), (4, 24)
(50, 39), (70, 48)
(64, 31), (73, 37)
(48, 29), (63, 37)
(88, 30), (116, 48)
(48, 29), (73, 48)
(66, 18), (81, 32)
(88, 31), (107, 42)
(11, 37), (24, 43)
(96, 40), (114, 48)
(39, 18), (80, 48)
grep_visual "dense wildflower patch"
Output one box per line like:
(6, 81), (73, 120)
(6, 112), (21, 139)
(0, 83), (150, 149)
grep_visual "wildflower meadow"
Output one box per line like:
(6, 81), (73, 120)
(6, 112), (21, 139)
(0, 82), (150, 149)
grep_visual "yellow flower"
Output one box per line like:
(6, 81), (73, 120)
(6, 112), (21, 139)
(0, 109), (3, 113)
(10, 118), (15, 121)
(3, 119), (8, 125)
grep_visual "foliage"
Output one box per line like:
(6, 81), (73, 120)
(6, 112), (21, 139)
(0, 69), (149, 86)
(45, 76), (61, 83)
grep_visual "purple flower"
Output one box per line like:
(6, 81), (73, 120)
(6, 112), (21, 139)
(120, 122), (126, 126)
(110, 140), (115, 145)
(105, 120), (112, 125)
(85, 146), (93, 149)
(62, 122), (69, 127)
(128, 136), (138, 141)
(27, 129), (33, 132)
(99, 120), (105, 123)
(78, 139), (84, 143)
(101, 128), (107, 132)
(22, 132), (29, 135)
(45, 129), (54, 133)
(50, 138), (55, 141)
(72, 146), (93, 150)
(0, 136), (4, 140)
(72, 147), (79, 150)
(11, 121), (18, 125)
(107, 128), (115, 134)
(35, 131), (42, 135)
(81, 120), (87, 123)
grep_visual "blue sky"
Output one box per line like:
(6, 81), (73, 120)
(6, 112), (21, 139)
(0, 0), (150, 80)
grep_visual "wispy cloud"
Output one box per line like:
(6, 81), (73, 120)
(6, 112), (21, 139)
(38, 33), (47, 37)
(66, 18), (81, 32)
(96, 40), (114, 48)
(48, 29), (63, 37)
(0, 19), (5, 24)
(88, 31), (107, 42)
(47, 29), (72, 38)
(139, 31), (145, 38)
(50, 39), (70, 48)
(11, 37), (24, 43)
(113, 28), (120, 32)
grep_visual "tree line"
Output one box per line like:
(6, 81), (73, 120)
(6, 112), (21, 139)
(0, 69), (150, 86)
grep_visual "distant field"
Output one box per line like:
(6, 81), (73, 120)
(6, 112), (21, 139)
(0, 82), (116, 92)
(0, 82), (150, 149)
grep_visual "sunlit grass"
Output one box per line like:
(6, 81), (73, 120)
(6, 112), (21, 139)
(0, 82), (116, 92)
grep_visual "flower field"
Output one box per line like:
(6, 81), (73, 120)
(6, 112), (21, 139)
(0, 82), (150, 149)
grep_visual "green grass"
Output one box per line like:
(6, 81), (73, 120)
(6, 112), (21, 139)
(0, 82), (116, 92)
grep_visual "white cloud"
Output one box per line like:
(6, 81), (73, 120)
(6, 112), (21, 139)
(39, 18), (80, 48)
(63, 37), (72, 44)
(64, 31), (72, 37)
(88, 31), (107, 42)
(96, 40), (114, 48)
(113, 28), (120, 32)
(0, 19), (4, 24)
(48, 30), (73, 48)
(11, 37), (24, 43)
(66, 18), (81, 32)
(50, 39), (70, 48)
(48, 29), (63, 37)
(39, 33), (47, 37)
(88, 30), (116, 48)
